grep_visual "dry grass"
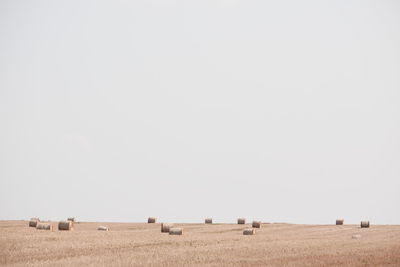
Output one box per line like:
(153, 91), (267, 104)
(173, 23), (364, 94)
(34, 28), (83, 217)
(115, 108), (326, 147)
(1, 220), (399, 266)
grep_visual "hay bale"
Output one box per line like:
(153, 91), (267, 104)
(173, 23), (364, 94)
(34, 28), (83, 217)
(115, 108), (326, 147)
(205, 218), (212, 224)
(58, 221), (73, 231)
(29, 219), (39, 228)
(36, 223), (52, 231)
(243, 228), (255, 235)
(237, 218), (246, 224)
(252, 221), (261, 228)
(336, 219), (344, 225)
(67, 217), (75, 222)
(97, 226), (109, 231)
(148, 217), (156, 223)
(169, 228), (183, 235)
(161, 223), (174, 233)
(361, 221), (370, 228)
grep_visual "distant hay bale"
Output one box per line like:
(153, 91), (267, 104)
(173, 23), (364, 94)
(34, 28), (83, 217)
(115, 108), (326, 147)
(29, 219), (39, 228)
(67, 218), (75, 222)
(36, 223), (52, 231)
(336, 219), (344, 225)
(205, 218), (212, 224)
(97, 226), (109, 231)
(360, 221), (370, 228)
(148, 217), (156, 223)
(169, 228), (183, 235)
(161, 223), (174, 233)
(237, 218), (246, 224)
(243, 228), (255, 235)
(58, 221), (73, 231)
(252, 221), (261, 228)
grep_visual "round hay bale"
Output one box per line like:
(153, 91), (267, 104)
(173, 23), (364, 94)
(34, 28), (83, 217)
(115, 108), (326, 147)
(148, 217), (156, 223)
(237, 218), (246, 224)
(205, 218), (212, 224)
(29, 220), (39, 228)
(243, 228), (255, 235)
(336, 219), (344, 225)
(252, 221), (261, 228)
(97, 226), (109, 231)
(161, 223), (174, 233)
(58, 221), (73, 231)
(36, 223), (53, 231)
(361, 221), (370, 228)
(169, 228), (183, 235)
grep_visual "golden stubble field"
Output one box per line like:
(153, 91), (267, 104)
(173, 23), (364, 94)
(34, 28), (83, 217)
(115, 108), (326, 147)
(1, 220), (399, 266)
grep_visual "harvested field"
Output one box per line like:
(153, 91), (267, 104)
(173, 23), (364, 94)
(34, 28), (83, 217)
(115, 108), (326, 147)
(0, 220), (399, 266)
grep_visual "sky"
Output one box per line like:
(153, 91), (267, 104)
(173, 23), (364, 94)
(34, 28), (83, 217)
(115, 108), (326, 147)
(0, 0), (399, 224)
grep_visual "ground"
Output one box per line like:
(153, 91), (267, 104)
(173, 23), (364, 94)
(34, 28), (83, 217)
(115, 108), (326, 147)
(1, 220), (399, 266)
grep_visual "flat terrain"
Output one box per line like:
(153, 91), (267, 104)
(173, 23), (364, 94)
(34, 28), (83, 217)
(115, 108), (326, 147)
(1, 220), (399, 266)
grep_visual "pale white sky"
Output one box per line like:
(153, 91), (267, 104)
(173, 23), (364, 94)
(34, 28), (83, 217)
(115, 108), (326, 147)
(0, 0), (399, 224)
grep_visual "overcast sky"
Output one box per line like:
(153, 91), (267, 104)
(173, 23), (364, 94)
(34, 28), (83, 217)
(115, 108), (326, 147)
(0, 0), (399, 224)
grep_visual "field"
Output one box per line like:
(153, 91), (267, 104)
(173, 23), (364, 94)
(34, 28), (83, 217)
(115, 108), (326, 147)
(1, 220), (400, 266)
